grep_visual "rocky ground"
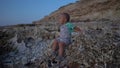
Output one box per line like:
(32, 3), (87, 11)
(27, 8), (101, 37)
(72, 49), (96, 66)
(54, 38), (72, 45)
(0, 19), (120, 68)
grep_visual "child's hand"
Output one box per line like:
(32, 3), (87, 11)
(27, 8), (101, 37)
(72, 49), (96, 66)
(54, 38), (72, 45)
(73, 26), (84, 36)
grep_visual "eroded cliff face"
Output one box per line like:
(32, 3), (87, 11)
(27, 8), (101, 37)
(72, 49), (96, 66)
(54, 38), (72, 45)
(0, 0), (120, 68)
(34, 0), (120, 24)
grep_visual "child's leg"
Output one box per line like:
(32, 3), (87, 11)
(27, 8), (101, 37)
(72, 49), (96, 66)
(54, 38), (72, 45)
(52, 39), (58, 52)
(58, 42), (65, 57)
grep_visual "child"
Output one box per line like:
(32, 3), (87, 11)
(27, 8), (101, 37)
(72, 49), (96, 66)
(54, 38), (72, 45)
(51, 13), (81, 62)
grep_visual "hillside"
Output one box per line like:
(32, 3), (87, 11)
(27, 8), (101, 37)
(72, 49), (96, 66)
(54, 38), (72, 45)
(34, 0), (120, 24)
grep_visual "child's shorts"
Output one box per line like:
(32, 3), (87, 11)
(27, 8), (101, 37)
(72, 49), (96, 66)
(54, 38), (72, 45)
(56, 37), (71, 45)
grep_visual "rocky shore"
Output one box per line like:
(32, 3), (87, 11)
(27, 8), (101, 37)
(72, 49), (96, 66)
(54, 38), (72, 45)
(0, 20), (120, 68)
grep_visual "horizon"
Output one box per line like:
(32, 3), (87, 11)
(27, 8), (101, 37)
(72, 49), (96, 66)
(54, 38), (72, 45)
(0, 0), (77, 26)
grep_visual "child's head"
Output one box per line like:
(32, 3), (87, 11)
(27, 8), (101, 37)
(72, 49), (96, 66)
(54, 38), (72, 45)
(58, 13), (70, 24)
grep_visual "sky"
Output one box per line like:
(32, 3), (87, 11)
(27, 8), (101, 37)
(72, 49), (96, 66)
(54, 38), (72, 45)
(0, 0), (77, 26)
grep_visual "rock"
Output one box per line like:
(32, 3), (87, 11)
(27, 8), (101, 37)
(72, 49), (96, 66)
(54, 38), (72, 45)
(68, 61), (80, 68)
(24, 37), (35, 48)
(17, 41), (26, 53)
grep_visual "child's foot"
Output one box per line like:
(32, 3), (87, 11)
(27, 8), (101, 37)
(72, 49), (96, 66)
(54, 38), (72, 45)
(49, 56), (64, 65)
(51, 58), (57, 64)
(47, 60), (52, 67)
(51, 51), (57, 58)
(56, 56), (65, 62)
(55, 56), (67, 68)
